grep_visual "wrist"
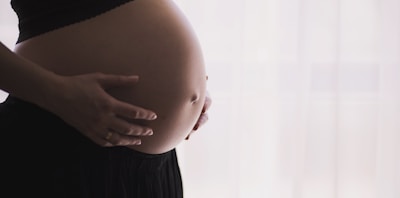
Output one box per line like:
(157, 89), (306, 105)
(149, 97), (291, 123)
(30, 70), (65, 112)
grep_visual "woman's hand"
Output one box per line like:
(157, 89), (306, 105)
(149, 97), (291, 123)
(44, 73), (157, 147)
(186, 90), (212, 140)
(0, 43), (155, 146)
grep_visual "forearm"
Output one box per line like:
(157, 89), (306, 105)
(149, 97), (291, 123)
(0, 41), (60, 107)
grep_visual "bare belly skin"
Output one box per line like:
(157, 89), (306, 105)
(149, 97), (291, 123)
(13, 0), (207, 154)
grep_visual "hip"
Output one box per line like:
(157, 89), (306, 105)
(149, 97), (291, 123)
(0, 98), (183, 197)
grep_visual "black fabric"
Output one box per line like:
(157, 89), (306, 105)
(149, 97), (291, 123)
(0, 96), (183, 198)
(10, 0), (135, 43)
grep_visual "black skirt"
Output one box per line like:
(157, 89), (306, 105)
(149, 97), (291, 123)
(0, 96), (183, 198)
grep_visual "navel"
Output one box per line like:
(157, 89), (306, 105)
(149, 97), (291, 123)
(190, 93), (200, 104)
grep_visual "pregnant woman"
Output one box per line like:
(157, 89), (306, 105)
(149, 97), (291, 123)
(0, 0), (210, 197)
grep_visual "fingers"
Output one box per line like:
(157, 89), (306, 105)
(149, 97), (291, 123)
(88, 118), (152, 147)
(186, 113), (208, 140)
(61, 73), (159, 148)
(95, 74), (157, 147)
(91, 73), (158, 119)
(102, 131), (143, 146)
(193, 113), (209, 131)
(202, 92), (212, 113)
(91, 111), (154, 146)
(96, 73), (140, 89)
(91, 130), (143, 147)
(186, 91), (212, 140)
(101, 109), (155, 146)
(108, 117), (154, 136)
(198, 91), (211, 128)
(113, 99), (158, 120)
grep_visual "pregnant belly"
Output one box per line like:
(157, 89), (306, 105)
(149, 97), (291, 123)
(13, 0), (207, 154)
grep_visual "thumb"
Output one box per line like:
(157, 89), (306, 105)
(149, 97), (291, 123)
(97, 74), (140, 89)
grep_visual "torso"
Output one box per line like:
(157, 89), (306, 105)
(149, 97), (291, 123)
(13, 0), (207, 154)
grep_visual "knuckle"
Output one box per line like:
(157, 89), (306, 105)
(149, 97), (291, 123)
(125, 128), (138, 135)
(107, 139), (119, 146)
(91, 114), (103, 124)
(132, 110), (140, 118)
(99, 100), (113, 112)
(114, 140), (125, 146)
(118, 138), (138, 146)
(134, 129), (144, 136)
(132, 139), (142, 145)
(123, 127), (134, 135)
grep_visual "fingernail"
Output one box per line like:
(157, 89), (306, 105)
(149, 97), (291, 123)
(151, 114), (157, 120)
(147, 130), (153, 136)
(136, 140), (142, 145)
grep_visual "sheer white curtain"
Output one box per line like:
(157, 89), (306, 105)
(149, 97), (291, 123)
(1, 0), (399, 198)
(174, 0), (400, 198)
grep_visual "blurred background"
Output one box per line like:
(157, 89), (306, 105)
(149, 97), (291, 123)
(1, 0), (399, 197)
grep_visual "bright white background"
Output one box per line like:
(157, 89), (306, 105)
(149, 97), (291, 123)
(1, 0), (399, 198)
